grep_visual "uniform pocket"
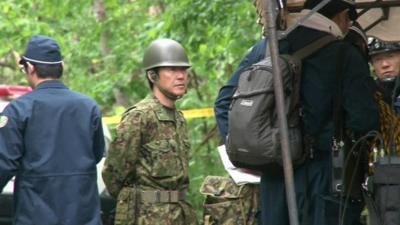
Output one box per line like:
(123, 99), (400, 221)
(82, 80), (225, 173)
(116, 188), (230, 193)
(200, 176), (259, 225)
(143, 140), (183, 178)
(114, 187), (136, 225)
(203, 200), (244, 225)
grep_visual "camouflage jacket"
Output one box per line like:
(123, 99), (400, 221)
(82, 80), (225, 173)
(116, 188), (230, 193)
(102, 95), (197, 225)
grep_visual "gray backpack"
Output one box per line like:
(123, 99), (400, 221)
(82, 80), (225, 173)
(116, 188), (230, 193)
(226, 36), (335, 171)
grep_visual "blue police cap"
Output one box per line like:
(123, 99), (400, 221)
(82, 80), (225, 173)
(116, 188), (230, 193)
(19, 35), (63, 65)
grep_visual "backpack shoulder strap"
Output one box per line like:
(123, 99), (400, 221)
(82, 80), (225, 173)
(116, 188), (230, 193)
(286, 35), (337, 118)
(292, 35), (338, 60)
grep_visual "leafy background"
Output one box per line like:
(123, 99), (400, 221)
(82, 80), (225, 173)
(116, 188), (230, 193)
(0, 0), (262, 220)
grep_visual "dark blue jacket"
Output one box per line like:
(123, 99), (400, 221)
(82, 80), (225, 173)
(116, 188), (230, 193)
(0, 80), (105, 225)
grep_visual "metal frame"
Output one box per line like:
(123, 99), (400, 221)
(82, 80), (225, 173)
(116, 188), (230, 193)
(287, 0), (400, 32)
(361, 7), (389, 32)
(358, 3), (391, 32)
(287, 0), (400, 11)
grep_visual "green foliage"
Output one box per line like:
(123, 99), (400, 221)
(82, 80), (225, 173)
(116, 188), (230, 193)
(186, 118), (228, 219)
(0, 0), (262, 220)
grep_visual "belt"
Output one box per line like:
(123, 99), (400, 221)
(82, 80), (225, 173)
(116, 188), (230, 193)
(139, 190), (187, 203)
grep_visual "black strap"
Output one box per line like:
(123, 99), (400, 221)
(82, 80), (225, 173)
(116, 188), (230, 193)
(288, 35), (337, 121)
(292, 35), (337, 60)
(301, 166), (311, 225)
(362, 186), (382, 225)
(331, 44), (355, 225)
(333, 45), (346, 145)
(297, 35), (337, 225)
(331, 44), (346, 195)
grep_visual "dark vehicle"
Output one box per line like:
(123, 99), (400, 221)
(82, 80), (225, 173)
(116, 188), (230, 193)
(0, 85), (116, 225)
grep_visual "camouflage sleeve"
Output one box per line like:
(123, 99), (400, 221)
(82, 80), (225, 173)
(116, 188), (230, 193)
(182, 120), (193, 160)
(102, 110), (143, 198)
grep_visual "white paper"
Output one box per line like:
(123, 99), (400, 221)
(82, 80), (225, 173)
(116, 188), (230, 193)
(217, 145), (261, 185)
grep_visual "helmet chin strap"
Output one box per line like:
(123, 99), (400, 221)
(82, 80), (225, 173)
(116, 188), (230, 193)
(154, 80), (183, 101)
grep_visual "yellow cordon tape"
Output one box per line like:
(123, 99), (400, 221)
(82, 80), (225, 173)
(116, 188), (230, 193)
(102, 107), (215, 125)
(182, 108), (214, 119)
(102, 116), (122, 125)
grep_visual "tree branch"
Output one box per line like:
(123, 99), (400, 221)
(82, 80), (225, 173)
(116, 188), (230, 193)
(0, 61), (15, 70)
(190, 69), (204, 101)
(194, 125), (218, 152)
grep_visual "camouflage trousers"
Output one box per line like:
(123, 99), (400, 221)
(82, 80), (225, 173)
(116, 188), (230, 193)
(114, 187), (198, 225)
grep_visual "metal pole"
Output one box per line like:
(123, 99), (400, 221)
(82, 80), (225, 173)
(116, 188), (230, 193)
(265, 1), (299, 225)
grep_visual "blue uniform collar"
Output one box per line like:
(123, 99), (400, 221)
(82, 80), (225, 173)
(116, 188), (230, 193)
(35, 80), (68, 90)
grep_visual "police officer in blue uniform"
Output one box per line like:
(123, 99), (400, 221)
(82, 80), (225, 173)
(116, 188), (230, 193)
(0, 35), (105, 225)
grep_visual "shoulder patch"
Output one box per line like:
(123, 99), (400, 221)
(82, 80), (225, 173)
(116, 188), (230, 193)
(0, 115), (9, 128)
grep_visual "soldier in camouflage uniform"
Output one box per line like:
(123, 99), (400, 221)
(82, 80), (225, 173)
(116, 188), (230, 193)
(102, 39), (198, 225)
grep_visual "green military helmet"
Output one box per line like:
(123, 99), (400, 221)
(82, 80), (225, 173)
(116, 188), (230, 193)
(143, 39), (191, 71)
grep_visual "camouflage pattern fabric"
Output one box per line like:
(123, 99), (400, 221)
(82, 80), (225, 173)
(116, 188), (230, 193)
(374, 91), (400, 156)
(200, 176), (259, 225)
(102, 95), (197, 225)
